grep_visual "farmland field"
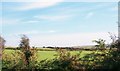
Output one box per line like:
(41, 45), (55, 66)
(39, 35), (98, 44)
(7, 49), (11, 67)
(2, 47), (120, 71)
(3, 49), (93, 61)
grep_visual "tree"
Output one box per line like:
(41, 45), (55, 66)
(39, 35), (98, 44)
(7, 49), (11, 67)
(109, 32), (120, 50)
(19, 35), (32, 66)
(19, 35), (30, 50)
(0, 36), (5, 60)
(0, 36), (6, 50)
(92, 39), (106, 48)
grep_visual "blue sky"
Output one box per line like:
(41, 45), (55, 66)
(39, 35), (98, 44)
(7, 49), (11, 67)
(1, 2), (118, 47)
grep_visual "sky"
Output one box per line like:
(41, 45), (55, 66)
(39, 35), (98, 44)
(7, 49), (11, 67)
(1, 1), (118, 47)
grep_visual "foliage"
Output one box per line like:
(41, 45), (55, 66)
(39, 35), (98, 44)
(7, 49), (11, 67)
(2, 48), (120, 71)
(92, 39), (106, 48)
(2, 50), (21, 69)
(0, 36), (6, 50)
(2, 35), (120, 71)
(19, 35), (30, 50)
(0, 36), (5, 70)
(101, 50), (120, 71)
(109, 32), (120, 49)
(55, 49), (83, 71)
(35, 49), (84, 71)
(2, 48), (38, 70)
(2, 35), (38, 71)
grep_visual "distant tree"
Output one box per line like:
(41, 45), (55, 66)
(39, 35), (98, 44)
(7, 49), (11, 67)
(92, 39), (106, 48)
(19, 35), (32, 65)
(109, 32), (120, 50)
(19, 35), (30, 50)
(0, 35), (6, 50)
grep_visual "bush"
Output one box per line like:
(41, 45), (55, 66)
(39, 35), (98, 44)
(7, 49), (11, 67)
(35, 49), (85, 71)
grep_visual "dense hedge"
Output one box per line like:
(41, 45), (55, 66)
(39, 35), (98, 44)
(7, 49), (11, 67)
(2, 49), (120, 71)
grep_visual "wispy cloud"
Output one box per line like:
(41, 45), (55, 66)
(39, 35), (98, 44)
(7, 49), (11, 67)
(13, 30), (40, 36)
(1, 0), (119, 2)
(0, 18), (2, 25)
(1, 18), (21, 25)
(5, 31), (118, 47)
(21, 31), (39, 35)
(14, 0), (63, 11)
(23, 20), (40, 24)
(34, 15), (72, 21)
(111, 6), (118, 11)
(12, 30), (57, 36)
(2, 2), (118, 47)
(29, 32), (118, 47)
(2, 18), (39, 25)
(85, 12), (94, 19)
(48, 30), (56, 33)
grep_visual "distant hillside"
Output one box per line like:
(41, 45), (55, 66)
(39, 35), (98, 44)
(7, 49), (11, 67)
(72, 45), (95, 48)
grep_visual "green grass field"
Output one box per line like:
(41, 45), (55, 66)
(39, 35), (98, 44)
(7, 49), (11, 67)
(2, 48), (120, 71)
(3, 49), (93, 61)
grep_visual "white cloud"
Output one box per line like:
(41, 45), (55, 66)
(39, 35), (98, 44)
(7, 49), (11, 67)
(23, 20), (40, 23)
(5, 31), (118, 47)
(1, 18), (21, 25)
(29, 32), (118, 47)
(1, 0), (119, 2)
(12, 30), (40, 36)
(0, 18), (2, 25)
(11, 30), (57, 36)
(48, 30), (56, 33)
(5, 36), (19, 47)
(86, 12), (94, 19)
(21, 31), (39, 35)
(64, 0), (119, 2)
(14, 0), (63, 11)
(111, 6), (118, 11)
(34, 15), (72, 21)
(1, 18), (39, 25)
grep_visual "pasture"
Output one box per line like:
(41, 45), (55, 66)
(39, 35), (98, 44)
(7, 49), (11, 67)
(2, 48), (120, 71)
(3, 48), (93, 61)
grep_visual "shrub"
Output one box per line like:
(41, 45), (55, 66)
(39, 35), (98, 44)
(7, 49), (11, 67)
(37, 49), (85, 71)
(92, 39), (106, 49)
(2, 35), (38, 70)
